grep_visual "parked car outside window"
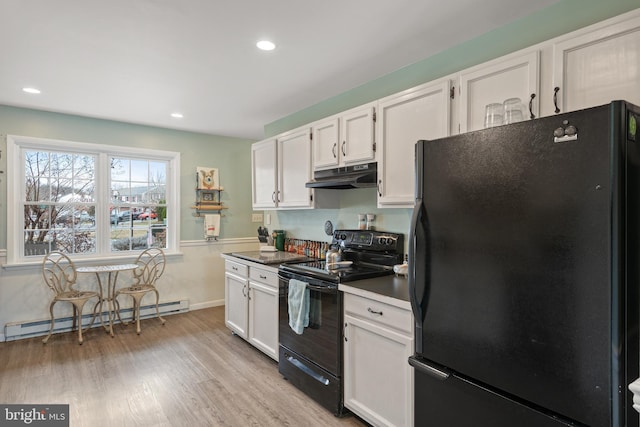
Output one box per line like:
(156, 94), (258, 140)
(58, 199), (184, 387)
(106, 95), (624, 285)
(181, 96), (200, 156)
(138, 211), (157, 220)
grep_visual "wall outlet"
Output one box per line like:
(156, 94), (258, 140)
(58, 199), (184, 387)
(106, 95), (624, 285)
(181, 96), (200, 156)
(251, 213), (263, 223)
(265, 213), (271, 225)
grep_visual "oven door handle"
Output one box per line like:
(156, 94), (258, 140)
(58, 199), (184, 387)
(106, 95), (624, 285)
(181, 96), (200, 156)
(278, 274), (338, 292)
(306, 283), (337, 292)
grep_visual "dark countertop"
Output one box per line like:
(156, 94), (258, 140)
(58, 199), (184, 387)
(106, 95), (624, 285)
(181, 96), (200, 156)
(224, 252), (410, 309)
(225, 251), (313, 265)
(339, 274), (411, 310)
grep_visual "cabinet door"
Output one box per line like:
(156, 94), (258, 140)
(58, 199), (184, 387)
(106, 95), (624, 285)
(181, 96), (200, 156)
(277, 127), (312, 208)
(225, 272), (248, 339)
(459, 51), (539, 133)
(340, 103), (376, 165)
(344, 314), (414, 427)
(377, 80), (451, 208)
(251, 138), (277, 209)
(552, 16), (640, 114)
(248, 280), (279, 361)
(312, 117), (340, 170)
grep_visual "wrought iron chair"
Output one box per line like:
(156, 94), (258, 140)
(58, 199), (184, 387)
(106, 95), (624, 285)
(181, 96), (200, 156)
(42, 251), (99, 344)
(115, 248), (166, 334)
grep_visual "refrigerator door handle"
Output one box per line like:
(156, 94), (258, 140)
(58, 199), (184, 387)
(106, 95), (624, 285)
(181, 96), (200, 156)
(409, 198), (424, 323)
(408, 356), (450, 380)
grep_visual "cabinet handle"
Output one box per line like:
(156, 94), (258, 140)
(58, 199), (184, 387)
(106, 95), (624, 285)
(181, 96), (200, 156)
(259, 274), (267, 279)
(242, 284), (247, 297)
(232, 266), (238, 271)
(367, 307), (383, 316)
(344, 322), (348, 342)
(277, 190), (281, 202)
(528, 93), (536, 119)
(272, 191), (276, 203)
(377, 179), (382, 197)
(248, 287), (251, 300)
(341, 141), (346, 156)
(553, 87), (560, 114)
(332, 143), (337, 158)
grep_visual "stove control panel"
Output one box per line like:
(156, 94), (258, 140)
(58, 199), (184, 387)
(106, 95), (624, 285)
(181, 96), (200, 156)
(332, 229), (404, 252)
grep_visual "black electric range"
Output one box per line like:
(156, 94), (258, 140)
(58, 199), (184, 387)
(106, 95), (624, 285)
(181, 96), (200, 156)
(277, 229), (404, 416)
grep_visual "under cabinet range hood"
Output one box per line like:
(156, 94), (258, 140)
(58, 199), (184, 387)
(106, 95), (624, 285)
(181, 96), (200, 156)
(305, 162), (377, 189)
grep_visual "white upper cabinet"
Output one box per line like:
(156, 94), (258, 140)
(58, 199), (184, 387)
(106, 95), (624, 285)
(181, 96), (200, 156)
(311, 102), (376, 171)
(251, 128), (338, 210)
(551, 13), (640, 115)
(340, 102), (377, 165)
(312, 116), (340, 170)
(377, 79), (451, 208)
(458, 51), (540, 133)
(251, 138), (278, 209)
(277, 127), (313, 208)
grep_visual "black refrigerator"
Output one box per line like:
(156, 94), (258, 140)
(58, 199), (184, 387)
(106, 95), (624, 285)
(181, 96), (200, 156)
(408, 100), (640, 426)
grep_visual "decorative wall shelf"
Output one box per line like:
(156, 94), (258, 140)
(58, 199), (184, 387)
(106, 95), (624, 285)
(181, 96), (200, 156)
(192, 186), (227, 217)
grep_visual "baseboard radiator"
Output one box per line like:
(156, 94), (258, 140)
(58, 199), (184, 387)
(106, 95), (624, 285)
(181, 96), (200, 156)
(4, 299), (189, 341)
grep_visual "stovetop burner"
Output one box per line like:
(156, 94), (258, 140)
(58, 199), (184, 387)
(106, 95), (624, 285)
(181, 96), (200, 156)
(282, 259), (394, 283)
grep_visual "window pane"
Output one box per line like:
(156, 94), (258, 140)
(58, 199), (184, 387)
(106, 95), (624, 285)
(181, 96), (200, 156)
(130, 159), (148, 182)
(150, 225), (167, 249)
(53, 229), (96, 255)
(50, 153), (72, 178)
(109, 157), (168, 253)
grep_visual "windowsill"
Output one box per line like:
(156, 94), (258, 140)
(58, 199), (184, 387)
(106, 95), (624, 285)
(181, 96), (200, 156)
(1, 251), (184, 271)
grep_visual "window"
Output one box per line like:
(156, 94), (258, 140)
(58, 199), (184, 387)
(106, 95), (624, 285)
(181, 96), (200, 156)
(7, 135), (180, 264)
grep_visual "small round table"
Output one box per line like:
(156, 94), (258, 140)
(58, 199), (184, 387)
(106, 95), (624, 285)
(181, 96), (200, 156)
(77, 264), (138, 336)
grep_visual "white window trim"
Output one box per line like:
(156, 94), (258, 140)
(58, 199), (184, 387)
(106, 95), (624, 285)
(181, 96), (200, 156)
(5, 134), (181, 266)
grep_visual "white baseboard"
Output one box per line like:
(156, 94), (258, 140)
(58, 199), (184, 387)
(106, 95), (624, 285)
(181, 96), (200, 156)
(3, 299), (189, 341)
(190, 299), (224, 310)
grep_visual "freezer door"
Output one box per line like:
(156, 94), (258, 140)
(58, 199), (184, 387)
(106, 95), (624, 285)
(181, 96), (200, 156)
(412, 358), (575, 427)
(415, 106), (619, 426)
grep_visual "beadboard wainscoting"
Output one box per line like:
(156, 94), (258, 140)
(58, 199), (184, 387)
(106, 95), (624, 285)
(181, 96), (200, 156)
(0, 237), (259, 342)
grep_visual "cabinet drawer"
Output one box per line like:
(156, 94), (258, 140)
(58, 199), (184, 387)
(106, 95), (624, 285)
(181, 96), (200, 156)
(225, 260), (248, 277)
(249, 267), (279, 288)
(344, 293), (412, 335)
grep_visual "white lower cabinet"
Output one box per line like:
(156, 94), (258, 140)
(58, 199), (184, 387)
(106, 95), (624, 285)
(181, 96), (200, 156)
(225, 260), (249, 339)
(247, 266), (279, 359)
(343, 292), (414, 427)
(224, 259), (279, 361)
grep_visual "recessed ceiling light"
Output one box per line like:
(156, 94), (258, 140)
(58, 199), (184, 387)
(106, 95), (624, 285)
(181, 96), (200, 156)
(171, 112), (183, 119)
(23, 87), (41, 94)
(256, 40), (276, 51)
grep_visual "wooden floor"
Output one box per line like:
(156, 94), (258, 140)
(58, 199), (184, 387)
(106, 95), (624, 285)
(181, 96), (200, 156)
(0, 307), (367, 427)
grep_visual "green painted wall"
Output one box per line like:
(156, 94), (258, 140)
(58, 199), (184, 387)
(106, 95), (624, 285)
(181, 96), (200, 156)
(264, 0), (640, 137)
(0, 105), (255, 248)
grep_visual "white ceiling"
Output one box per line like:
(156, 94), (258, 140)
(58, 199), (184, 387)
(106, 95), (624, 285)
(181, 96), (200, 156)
(0, 0), (562, 140)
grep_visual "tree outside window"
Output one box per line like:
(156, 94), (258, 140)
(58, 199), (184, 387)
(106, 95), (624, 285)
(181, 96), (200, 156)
(23, 150), (96, 255)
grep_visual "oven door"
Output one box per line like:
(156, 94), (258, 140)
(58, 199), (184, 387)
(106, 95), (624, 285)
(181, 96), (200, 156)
(278, 271), (342, 376)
